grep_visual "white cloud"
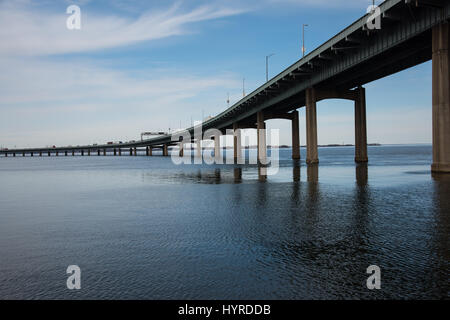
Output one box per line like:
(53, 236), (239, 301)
(265, 0), (372, 8)
(0, 1), (247, 56)
(0, 56), (240, 147)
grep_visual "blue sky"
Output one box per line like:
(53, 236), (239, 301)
(0, 0), (432, 148)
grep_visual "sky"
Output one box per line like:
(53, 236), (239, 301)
(0, 0), (432, 148)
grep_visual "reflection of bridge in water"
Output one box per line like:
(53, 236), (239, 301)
(1, 1), (450, 174)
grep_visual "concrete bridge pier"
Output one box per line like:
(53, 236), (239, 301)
(257, 111), (267, 165)
(56, 151), (59, 156)
(65, 151), (68, 156)
(149, 147), (153, 156)
(305, 88), (319, 164)
(4, 153), (7, 157)
(118, 148), (121, 156)
(213, 136), (221, 161)
(97, 150), (100, 156)
(196, 140), (202, 158)
(13, 153), (16, 157)
(87, 150), (90, 156)
(103, 149), (106, 156)
(72, 150), (75, 156)
(432, 22), (450, 173)
(179, 143), (184, 157)
(30, 152), (33, 157)
(133, 148), (137, 156)
(39, 152), (42, 157)
(23, 152), (25, 157)
(48, 151), (51, 156)
(355, 86), (368, 163)
(129, 148), (132, 156)
(80, 150), (83, 156)
(291, 110), (300, 160)
(146, 147), (149, 156)
(163, 144), (169, 156)
(233, 123), (242, 161)
(114, 148), (117, 156)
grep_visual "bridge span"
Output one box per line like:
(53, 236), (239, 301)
(1, 0), (449, 172)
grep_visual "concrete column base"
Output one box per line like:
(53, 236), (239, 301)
(291, 110), (300, 160)
(233, 123), (242, 161)
(432, 23), (450, 173)
(196, 140), (202, 158)
(257, 111), (267, 165)
(432, 163), (450, 173)
(355, 86), (368, 163)
(306, 88), (319, 164)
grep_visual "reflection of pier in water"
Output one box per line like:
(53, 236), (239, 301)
(140, 162), (374, 185)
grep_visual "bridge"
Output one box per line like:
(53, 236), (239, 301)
(1, 0), (449, 172)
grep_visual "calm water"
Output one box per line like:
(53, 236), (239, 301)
(0, 145), (448, 299)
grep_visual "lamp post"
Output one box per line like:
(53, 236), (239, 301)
(302, 24), (308, 58)
(266, 53), (275, 82)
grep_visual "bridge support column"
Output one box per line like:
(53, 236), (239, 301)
(88, 150), (90, 156)
(80, 150), (83, 156)
(146, 147), (149, 156)
(196, 140), (201, 158)
(23, 152), (25, 157)
(432, 22), (450, 173)
(257, 111), (267, 165)
(13, 153), (15, 157)
(65, 151), (67, 156)
(133, 148), (137, 156)
(179, 143), (184, 157)
(306, 88), (318, 164)
(4, 153), (7, 157)
(118, 149), (121, 156)
(214, 136), (221, 161)
(233, 123), (242, 161)
(163, 144), (168, 156)
(103, 149), (106, 156)
(39, 152), (42, 157)
(56, 151), (58, 156)
(291, 110), (300, 160)
(48, 151), (51, 156)
(129, 148), (132, 156)
(355, 86), (368, 163)
(149, 147), (153, 156)
(30, 152), (33, 157)
(114, 148), (117, 156)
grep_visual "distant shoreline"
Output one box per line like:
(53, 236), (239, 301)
(207, 143), (382, 150)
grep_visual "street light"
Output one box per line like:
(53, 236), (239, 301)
(302, 24), (308, 58)
(266, 53), (275, 82)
